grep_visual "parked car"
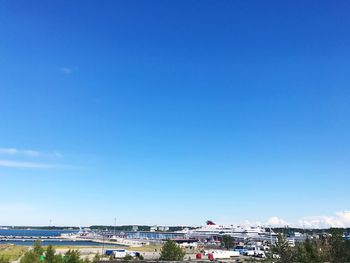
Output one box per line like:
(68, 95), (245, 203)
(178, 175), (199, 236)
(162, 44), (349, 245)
(234, 245), (247, 255)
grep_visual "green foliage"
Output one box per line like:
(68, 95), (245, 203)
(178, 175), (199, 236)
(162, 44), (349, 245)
(295, 238), (324, 263)
(20, 251), (41, 263)
(92, 253), (100, 263)
(20, 240), (44, 263)
(19, 245), (99, 263)
(45, 245), (56, 263)
(54, 254), (64, 263)
(33, 240), (45, 257)
(0, 256), (9, 263)
(272, 234), (295, 263)
(63, 250), (81, 263)
(221, 235), (235, 249)
(0, 245), (27, 261)
(123, 254), (134, 261)
(159, 240), (185, 261)
(328, 228), (350, 263)
(270, 230), (350, 263)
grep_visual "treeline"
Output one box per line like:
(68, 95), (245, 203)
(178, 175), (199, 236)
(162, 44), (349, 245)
(0, 241), (100, 263)
(272, 227), (350, 236)
(271, 228), (350, 263)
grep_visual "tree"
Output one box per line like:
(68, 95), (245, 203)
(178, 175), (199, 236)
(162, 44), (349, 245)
(33, 240), (44, 257)
(221, 235), (235, 250)
(272, 234), (295, 263)
(159, 240), (185, 261)
(54, 255), (64, 263)
(45, 245), (56, 263)
(20, 251), (41, 263)
(295, 238), (323, 263)
(328, 228), (350, 263)
(63, 250), (81, 263)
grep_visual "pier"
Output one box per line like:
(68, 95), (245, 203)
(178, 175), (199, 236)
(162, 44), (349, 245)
(0, 236), (67, 242)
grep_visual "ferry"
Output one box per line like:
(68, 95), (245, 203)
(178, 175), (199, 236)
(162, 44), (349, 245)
(185, 220), (269, 238)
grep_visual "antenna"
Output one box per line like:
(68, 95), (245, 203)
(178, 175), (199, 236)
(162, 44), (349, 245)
(114, 217), (117, 236)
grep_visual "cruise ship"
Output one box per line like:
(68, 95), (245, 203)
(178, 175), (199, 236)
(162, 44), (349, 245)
(185, 221), (272, 239)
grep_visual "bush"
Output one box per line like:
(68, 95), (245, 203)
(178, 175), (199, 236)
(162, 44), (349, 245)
(221, 235), (234, 249)
(0, 256), (9, 263)
(124, 254), (134, 261)
(159, 240), (185, 261)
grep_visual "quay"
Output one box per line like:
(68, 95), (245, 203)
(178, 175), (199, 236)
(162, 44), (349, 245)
(0, 236), (66, 242)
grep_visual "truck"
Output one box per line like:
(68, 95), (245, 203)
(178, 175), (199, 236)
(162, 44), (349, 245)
(105, 249), (128, 258)
(207, 250), (240, 260)
(243, 246), (266, 258)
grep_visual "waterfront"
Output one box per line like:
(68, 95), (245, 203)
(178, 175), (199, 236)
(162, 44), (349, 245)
(0, 240), (113, 246)
(0, 229), (77, 237)
(0, 229), (110, 246)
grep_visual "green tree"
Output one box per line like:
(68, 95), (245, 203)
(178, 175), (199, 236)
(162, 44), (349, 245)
(33, 240), (44, 257)
(63, 250), (81, 263)
(328, 228), (350, 263)
(20, 251), (41, 263)
(296, 238), (323, 263)
(92, 253), (100, 263)
(20, 240), (44, 263)
(221, 235), (235, 250)
(159, 240), (185, 261)
(54, 254), (64, 263)
(45, 245), (56, 263)
(272, 234), (295, 263)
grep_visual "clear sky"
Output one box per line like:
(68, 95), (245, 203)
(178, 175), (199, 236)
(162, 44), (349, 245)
(0, 0), (349, 228)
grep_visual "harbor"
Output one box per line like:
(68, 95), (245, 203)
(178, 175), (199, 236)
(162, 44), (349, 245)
(0, 222), (349, 262)
(0, 221), (307, 247)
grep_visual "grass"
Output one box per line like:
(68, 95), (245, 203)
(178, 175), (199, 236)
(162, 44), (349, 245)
(128, 244), (163, 252)
(0, 244), (28, 261)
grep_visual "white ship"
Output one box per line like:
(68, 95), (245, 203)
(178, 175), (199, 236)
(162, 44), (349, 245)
(185, 220), (269, 238)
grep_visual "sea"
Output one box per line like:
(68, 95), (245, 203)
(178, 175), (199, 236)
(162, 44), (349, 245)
(0, 229), (114, 246)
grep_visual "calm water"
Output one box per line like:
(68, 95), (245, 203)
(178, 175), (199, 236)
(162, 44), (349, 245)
(0, 229), (77, 237)
(0, 229), (114, 246)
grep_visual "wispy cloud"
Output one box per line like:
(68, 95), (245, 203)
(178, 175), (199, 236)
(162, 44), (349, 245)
(58, 67), (76, 74)
(0, 160), (53, 169)
(0, 148), (62, 158)
(0, 148), (79, 170)
(0, 148), (40, 157)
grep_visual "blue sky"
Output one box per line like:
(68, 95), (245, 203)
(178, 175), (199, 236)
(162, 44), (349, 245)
(0, 0), (350, 228)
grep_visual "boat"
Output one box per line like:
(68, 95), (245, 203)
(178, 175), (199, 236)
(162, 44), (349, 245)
(185, 220), (269, 238)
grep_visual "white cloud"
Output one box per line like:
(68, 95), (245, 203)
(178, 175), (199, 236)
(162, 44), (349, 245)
(296, 211), (350, 228)
(0, 160), (53, 169)
(263, 211), (350, 229)
(0, 148), (63, 159)
(267, 216), (288, 226)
